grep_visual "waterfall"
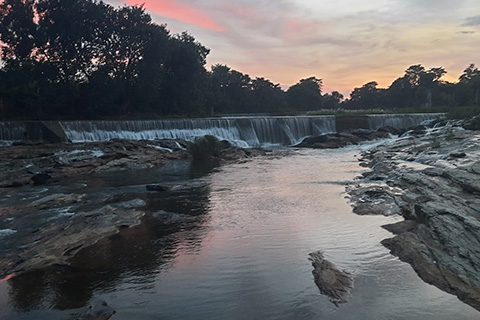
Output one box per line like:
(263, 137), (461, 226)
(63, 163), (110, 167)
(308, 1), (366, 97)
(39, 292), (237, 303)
(0, 114), (444, 147)
(0, 122), (27, 145)
(367, 114), (443, 131)
(59, 116), (337, 147)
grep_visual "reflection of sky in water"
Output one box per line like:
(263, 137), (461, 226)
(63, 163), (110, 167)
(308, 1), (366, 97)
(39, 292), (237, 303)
(0, 148), (479, 319)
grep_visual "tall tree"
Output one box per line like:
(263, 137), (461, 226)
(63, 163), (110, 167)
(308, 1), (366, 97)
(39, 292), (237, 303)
(458, 64), (480, 106)
(286, 76), (323, 111)
(347, 81), (380, 109)
(0, 0), (37, 65)
(322, 91), (343, 109)
(245, 77), (287, 113)
(210, 64), (251, 114)
(161, 31), (210, 115)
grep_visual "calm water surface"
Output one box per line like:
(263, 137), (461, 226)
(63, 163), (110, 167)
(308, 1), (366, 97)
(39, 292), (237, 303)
(0, 147), (478, 319)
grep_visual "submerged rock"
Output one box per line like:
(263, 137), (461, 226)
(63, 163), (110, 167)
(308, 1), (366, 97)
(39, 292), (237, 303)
(72, 298), (115, 320)
(308, 251), (353, 306)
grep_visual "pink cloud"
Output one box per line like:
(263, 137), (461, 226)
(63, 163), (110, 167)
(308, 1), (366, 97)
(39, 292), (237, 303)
(218, 3), (264, 28)
(126, 0), (225, 32)
(284, 18), (322, 38)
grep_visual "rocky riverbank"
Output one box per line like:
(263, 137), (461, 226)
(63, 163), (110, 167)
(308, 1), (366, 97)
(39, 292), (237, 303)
(347, 119), (480, 311)
(0, 138), (266, 280)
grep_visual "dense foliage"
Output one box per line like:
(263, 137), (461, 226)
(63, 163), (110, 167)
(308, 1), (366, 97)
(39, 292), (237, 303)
(0, 0), (479, 120)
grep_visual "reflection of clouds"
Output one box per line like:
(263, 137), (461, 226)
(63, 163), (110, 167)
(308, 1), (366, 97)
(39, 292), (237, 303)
(5, 182), (213, 313)
(105, 0), (480, 95)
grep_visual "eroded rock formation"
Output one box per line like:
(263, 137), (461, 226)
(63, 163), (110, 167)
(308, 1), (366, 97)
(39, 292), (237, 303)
(348, 121), (480, 310)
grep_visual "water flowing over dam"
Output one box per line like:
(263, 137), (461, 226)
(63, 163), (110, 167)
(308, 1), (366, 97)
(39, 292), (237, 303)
(0, 114), (442, 147)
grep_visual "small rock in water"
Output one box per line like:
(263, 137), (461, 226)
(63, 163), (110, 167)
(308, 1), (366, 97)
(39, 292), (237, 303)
(308, 250), (353, 307)
(449, 151), (466, 158)
(72, 298), (115, 320)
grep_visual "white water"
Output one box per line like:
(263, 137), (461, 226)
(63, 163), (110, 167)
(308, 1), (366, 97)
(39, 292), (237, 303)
(367, 114), (444, 130)
(59, 116), (337, 147)
(0, 114), (443, 146)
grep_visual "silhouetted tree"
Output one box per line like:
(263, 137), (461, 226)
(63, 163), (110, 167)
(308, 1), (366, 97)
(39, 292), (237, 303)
(345, 81), (380, 109)
(245, 77), (287, 113)
(457, 64), (480, 106)
(210, 64), (251, 114)
(286, 77), (323, 111)
(322, 91), (343, 109)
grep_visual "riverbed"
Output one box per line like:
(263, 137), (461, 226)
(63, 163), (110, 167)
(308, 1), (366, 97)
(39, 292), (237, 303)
(0, 147), (478, 319)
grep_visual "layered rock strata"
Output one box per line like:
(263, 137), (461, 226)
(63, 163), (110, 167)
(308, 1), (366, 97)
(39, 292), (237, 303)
(348, 123), (480, 310)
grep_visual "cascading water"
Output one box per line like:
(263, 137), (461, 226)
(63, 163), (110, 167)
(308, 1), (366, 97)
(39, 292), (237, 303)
(0, 114), (444, 147)
(59, 116), (337, 147)
(0, 122), (27, 145)
(367, 114), (443, 130)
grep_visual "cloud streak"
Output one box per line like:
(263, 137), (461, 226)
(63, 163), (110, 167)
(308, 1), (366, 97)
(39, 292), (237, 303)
(462, 15), (480, 27)
(126, 0), (225, 31)
(108, 0), (480, 95)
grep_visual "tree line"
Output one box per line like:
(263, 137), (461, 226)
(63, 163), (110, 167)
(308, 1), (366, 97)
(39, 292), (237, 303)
(344, 64), (480, 110)
(0, 0), (479, 120)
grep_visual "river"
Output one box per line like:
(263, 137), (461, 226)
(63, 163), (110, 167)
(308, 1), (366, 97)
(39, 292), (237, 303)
(0, 146), (478, 319)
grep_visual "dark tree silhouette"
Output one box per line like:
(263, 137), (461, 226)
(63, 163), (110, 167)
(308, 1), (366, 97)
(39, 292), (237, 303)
(286, 77), (323, 111)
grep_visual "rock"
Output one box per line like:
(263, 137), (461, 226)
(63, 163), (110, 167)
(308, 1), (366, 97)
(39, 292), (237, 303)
(30, 193), (85, 210)
(377, 126), (403, 135)
(382, 220), (418, 234)
(153, 139), (188, 150)
(462, 115), (480, 130)
(31, 173), (52, 185)
(146, 184), (171, 192)
(0, 204), (146, 278)
(296, 129), (391, 149)
(0, 176), (31, 188)
(308, 251), (353, 306)
(72, 298), (115, 320)
(151, 210), (197, 224)
(111, 199), (146, 209)
(411, 124), (427, 134)
(347, 125), (480, 311)
(449, 151), (466, 158)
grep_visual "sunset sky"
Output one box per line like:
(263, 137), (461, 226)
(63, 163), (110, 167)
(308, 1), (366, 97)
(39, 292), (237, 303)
(106, 0), (480, 95)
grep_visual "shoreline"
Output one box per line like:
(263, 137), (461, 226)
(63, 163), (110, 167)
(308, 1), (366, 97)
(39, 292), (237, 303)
(347, 122), (480, 311)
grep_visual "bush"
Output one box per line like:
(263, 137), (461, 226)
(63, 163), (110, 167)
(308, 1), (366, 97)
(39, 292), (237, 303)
(186, 135), (229, 160)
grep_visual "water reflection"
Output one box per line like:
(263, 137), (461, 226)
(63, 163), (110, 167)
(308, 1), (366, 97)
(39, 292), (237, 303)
(1, 150), (479, 319)
(1, 159), (216, 317)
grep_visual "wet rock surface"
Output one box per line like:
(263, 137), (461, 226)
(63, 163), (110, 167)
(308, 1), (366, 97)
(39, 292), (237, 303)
(71, 298), (116, 320)
(295, 127), (398, 149)
(347, 121), (480, 311)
